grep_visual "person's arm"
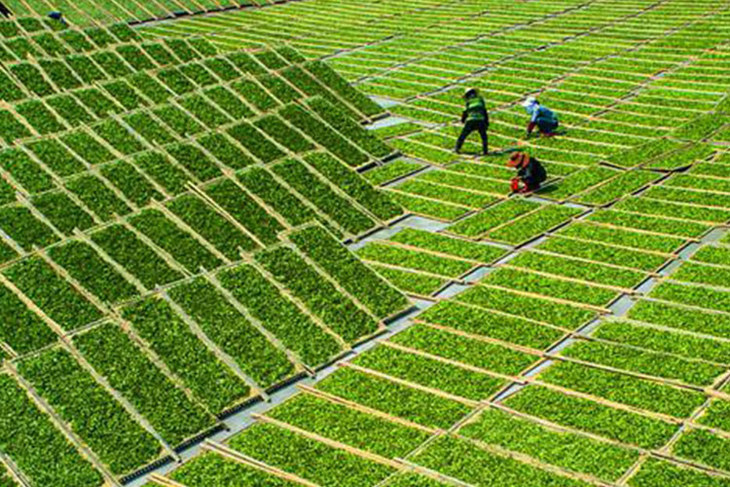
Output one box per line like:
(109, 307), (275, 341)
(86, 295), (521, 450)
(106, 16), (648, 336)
(526, 121), (536, 136)
(526, 107), (538, 136)
(461, 109), (467, 123)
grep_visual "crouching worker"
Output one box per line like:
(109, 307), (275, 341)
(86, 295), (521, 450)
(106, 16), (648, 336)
(508, 152), (546, 193)
(455, 88), (489, 156)
(48, 11), (66, 25)
(522, 97), (558, 137)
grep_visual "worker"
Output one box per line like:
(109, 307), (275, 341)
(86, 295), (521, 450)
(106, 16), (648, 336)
(48, 11), (66, 25)
(0, 2), (11, 17)
(455, 88), (489, 156)
(508, 152), (546, 193)
(522, 97), (558, 137)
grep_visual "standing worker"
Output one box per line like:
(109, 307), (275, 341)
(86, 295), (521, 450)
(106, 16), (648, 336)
(455, 88), (489, 156)
(508, 152), (546, 193)
(522, 97), (558, 137)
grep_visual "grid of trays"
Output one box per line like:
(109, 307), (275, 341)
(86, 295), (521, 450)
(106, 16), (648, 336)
(0, 16), (417, 487)
(140, 1), (730, 486)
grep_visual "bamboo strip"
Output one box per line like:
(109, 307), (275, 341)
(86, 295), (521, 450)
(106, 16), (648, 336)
(545, 350), (710, 394)
(57, 339), (179, 462)
(396, 459), (477, 487)
(407, 176), (507, 199)
(428, 298), (573, 333)
(572, 329), (730, 368)
(491, 401), (647, 453)
(36, 250), (111, 313)
(584, 219), (704, 242)
(286, 241), (383, 324)
(641, 295), (730, 318)
(609, 207), (721, 227)
(120, 219), (192, 277)
(148, 473), (188, 487)
(385, 186), (478, 211)
(379, 239), (485, 265)
(0, 454), (29, 487)
(148, 200), (231, 265)
(185, 181), (267, 252)
(111, 311), (220, 418)
(74, 230), (148, 294)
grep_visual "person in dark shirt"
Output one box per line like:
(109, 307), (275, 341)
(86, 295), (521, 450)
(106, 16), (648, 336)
(455, 88), (489, 156)
(48, 11), (67, 25)
(508, 152), (547, 193)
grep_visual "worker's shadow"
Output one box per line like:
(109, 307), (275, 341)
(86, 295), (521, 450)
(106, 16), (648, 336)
(535, 184), (559, 195)
(487, 147), (521, 156)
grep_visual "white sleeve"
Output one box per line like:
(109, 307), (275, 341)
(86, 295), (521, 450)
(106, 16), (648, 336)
(530, 107), (539, 123)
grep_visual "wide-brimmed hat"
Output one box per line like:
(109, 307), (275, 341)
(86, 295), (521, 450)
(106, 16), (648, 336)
(464, 87), (477, 98)
(521, 97), (538, 108)
(507, 152), (530, 168)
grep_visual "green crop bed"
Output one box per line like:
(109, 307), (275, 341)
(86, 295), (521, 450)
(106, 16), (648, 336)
(229, 422), (395, 486)
(169, 277), (295, 387)
(505, 386), (677, 449)
(218, 263), (343, 366)
(18, 347), (162, 475)
(266, 393), (431, 457)
(353, 344), (506, 400)
(391, 228), (506, 263)
(460, 407), (639, 482)
(73, 323), (216, 446)
(291, 226), (408, 319)
(538, 361), (705, 418)
(257, 247), (379, 343)
(357, 242), (475, 278)
(5, 6), (730, 486)
(411, 435), (587, 487)
(317, 367), (472, 429)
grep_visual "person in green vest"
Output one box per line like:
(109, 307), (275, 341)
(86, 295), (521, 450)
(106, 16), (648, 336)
(455, 88), (489, 156)
(522, 97), (559, 137)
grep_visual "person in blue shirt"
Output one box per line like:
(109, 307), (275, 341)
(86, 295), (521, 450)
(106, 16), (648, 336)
(522, 97), (558, 137)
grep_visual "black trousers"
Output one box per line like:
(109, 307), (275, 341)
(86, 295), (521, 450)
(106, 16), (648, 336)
(537, 118), (558, 134)
(455, 120), (488, 154)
